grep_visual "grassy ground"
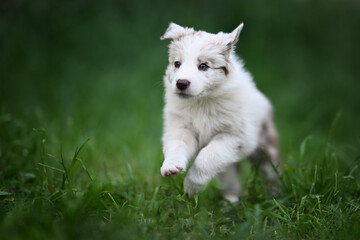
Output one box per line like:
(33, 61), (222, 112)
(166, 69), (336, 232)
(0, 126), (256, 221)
(1, 1), (360, 239)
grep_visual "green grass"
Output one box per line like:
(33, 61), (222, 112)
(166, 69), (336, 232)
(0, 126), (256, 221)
(1, 114), (359, 239)
(1, 0), (360, 239)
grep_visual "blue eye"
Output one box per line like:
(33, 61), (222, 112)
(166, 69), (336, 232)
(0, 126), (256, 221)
(174, 61), (181, 68)
(199, 63), (209, 71)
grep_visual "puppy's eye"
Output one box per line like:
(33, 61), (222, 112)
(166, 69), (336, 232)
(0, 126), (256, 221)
(199, 63), (209, 71)
(174, 61), (181, 68)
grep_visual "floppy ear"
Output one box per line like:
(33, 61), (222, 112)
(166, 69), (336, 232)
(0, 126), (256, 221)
(160, 22), (187, 40)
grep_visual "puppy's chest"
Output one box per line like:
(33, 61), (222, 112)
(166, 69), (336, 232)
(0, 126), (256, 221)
(185, 104), (235, 147)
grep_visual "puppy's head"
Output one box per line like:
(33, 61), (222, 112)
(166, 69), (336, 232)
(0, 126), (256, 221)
(161, 23), (243, 98)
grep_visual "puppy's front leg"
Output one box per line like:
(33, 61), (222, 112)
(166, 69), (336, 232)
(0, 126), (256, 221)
(184, 134), (246, 197)
(161, 129), (198, 177)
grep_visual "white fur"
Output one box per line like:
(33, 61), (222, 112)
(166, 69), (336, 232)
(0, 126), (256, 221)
(160, 23), (277, 201)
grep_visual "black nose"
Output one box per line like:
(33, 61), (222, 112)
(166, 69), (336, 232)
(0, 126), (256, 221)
(176, 79), (190, 90)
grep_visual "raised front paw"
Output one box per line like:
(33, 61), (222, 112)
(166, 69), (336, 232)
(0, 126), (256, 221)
(160, 161), (186, 177)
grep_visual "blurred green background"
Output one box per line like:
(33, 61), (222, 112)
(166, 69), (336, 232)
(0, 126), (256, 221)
(1, 0), (360, 181)
(1, 1), (360, 239)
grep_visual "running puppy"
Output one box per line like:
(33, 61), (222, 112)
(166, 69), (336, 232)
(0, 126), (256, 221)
(160, 23), (281, 202)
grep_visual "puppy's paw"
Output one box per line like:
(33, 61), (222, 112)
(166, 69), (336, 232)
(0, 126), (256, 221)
(183, 176), (201, 198)
(161, 161), (185, 177)
(223, 194), (239, 203)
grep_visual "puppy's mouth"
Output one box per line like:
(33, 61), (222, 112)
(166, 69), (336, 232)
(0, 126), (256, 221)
(176, 92), (193, 98)
(175, 90), (207, 99)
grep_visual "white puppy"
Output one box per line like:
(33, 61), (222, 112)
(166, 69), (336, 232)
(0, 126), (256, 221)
(160, 23), (281, 202)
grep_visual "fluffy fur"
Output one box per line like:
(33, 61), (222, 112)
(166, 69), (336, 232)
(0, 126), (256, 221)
(160, 23), (281, 202)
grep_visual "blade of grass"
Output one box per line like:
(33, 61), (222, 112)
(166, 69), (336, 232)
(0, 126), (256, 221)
(76, 157), (93, 181)
(70, 138), (91, 170)
(300, 136), (312, 161)
(328, 111), (341, 144)
(107, 192), (120, 210)
(33, 128), (47, 191)
(37, 163), (65, 173)
(60, 144), (70, 189)
(0, 190), (12, 196)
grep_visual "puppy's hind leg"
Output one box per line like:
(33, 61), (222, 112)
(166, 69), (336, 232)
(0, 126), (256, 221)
(217, 163), (241, 203)
(250, 114), (282, 194)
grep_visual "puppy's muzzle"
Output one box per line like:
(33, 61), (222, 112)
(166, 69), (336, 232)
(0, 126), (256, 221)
(176, 79), (190, 91)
